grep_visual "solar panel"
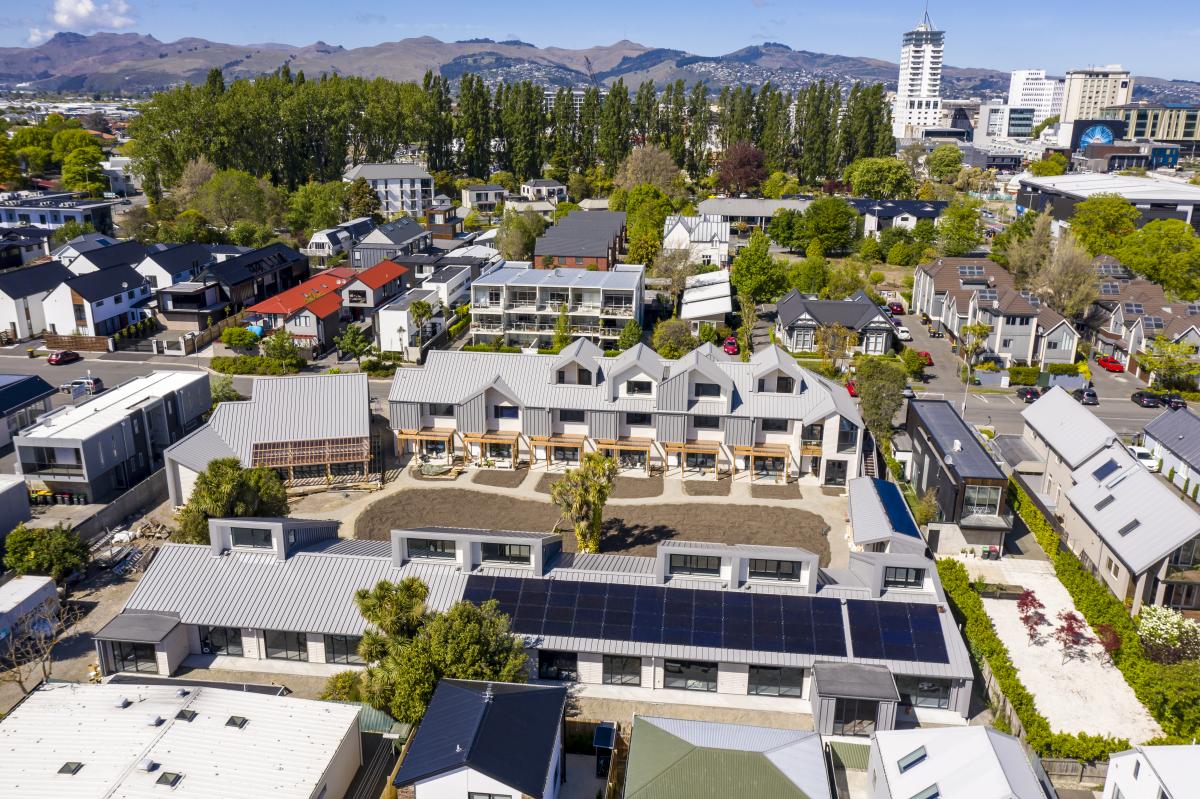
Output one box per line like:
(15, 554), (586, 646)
(1188, 304), (1200, 316)
(1019, 290), (1041, 307)
(1092, 459), (1120, 481)
(1143, 316), (1165, 330)
(977, 289), (998, 302)
(846, 599), (949, 664)
(958, 264), (984, 277)
(1100, 283), (1121, 296)
(1124, 302), (1145, 315)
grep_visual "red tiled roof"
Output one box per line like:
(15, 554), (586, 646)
(352, 259), (409, 290)
(248, 268), (356, 317)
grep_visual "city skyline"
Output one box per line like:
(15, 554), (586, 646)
(2, 0), (1200, 81)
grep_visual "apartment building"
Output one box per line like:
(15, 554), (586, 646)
(299, 216), (376, 266)
(533, 210), (626, 270)
(14, 371), (210, 503)
(98, 519), (973, 730)
(892, 12), (945, 139)
(0, 191), (117, 235)
(470, 264), (644, 348)
(520, 178), (567, 202)
(1061, 65), (1133, 125)
(388, 342), (864, 484)
(342, 163), (434, 217)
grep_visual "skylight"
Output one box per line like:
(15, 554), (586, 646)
(225, 715), (248, 729)
(897, 746), (927, 773)
(1118, 519), (1141, 536)
(58, 762), (83, 775)
(175, 709), (197, 722)
(1094, 495), (1115, 511)
(156, 772), (182, 787)
(910, 785), (940, 799)
(1092, 459), (1120, 481)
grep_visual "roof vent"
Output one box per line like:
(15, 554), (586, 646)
(146, 714), (163, 726)
(482, 684), (494, 704)
(138, 758), (156, 772)
(114, 696), (130, 709)
(58, 762), (84, 775)
(175, 688), (189, 698)
(225, 715), (248, 729)
(952, 439), (962, 452)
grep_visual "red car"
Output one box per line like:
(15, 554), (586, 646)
(1096, 355), (1125, 373)
(887, 301), (905, 315)
(845, 379), (859, 397)
(722, 336), (739, 355)
(917, 350), (934, 367)
(47, 350), (81, 365)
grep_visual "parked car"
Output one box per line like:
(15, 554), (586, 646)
(1096, 355), (1125, 373)
(888, 301), (905, 315)
(917, 351), (934, 367)
(1072, 387), (1099, 405)
(47, 350), (81, 365)
(1126, 445), (1160, 472)
(896, 326), (913, 341)
(722, 336), (739, 355)
(59, 376), (104, 395)
(1160, 393), (1188, 410)
(1131, 391), (1163, 408)
(845, 379), (859, 397)
(902, 385), (917, 399)
(1015, 386), (1041, 403)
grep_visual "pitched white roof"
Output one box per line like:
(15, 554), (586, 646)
(1021, 385), (1115, 467)
(873, 727), (1048, 799)
(1112, 745), (1199, 795)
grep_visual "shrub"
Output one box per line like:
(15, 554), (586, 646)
(448, 318), (469, 339)
(210, 355), (300, 375)
(360, 358), (397, 378)
(462, 343), (521, 353)
(1046, 362), (1080, 376)
(1137, 606), (1200, 664)
(220, 326), (259, 350)
(1007, 365), (1040, 385)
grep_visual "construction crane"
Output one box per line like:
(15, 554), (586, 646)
(583, 56), (599, 88)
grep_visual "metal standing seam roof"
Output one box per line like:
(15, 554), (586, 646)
(873, 727), (1050, 799)
(1021, 386), (1115, 468)
(909, 400), (1004, 480)
(1021, 172), (1200, 202)
(343, 162), (431, 180)
(0, 374), (54, 416)
(663, 214), (729, 245)
(1144, 407), (1200, 468)
(623, 716), (829, 799)
(696, 198), (810, 218)
(93, 610), (180, 643)
(848, 477), (921, 546)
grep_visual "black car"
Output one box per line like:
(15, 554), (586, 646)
(1073, 388), (1099, 405)
(1131, 391), (1163, 408)
(1016, 386), (1041, 403)
(1161, 393), (1189, 410)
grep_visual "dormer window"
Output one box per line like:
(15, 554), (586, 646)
(777, 376), (794, 393)
(481, 542), (531, 565)
(694, 382), (720, 398)
(627, 380), (652, 395)
(230, 527), (272, 549)
(669, 553), (720, 576)
(578, 368), (592, 385)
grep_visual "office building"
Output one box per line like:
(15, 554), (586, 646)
(1061, 65), (1133, 148)
(1007, 69), (1066, 125)
(1102, 102), (1200, 158)
(892, 11), (945, 139)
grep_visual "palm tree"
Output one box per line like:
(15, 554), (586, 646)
(409, 300), (433, 347)
(550, 452), (618, 553)
(354, 577), (430, 662)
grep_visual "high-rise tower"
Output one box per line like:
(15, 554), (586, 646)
(892, 8), (945, 140)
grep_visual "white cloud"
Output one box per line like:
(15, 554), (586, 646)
(29, 0), (136, 44)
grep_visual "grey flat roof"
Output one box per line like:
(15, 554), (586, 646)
(909, 400), (1004, 480)
(812, 661), (900, 701)
(94, 610), (180, 643)
(475, 265), (642, 291)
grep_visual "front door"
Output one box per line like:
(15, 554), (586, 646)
(824, 459), (848, 486)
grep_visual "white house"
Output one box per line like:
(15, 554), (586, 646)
(505, 198), (557, 221)
(520, 178), (567, 202)
(100, 155), (141, 196)
(377, 288), (444, 356)
(0, 260), (74, 341)
(135, 242), (212, 288)
(1103, 745), (1196, 799)
(299, 217), (375, 266)
(461, 184), (507, 212)
(662, 214), (730, 267)
(66, 239), (146, 275)
(343, 163), (434, 218)
(50, 232), (120, 268)
(680, 270), (732, 335)
(42, 264), (152, 336)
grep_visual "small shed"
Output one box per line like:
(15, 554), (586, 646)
(0, 473), (31, 536)
(810, 661), (900, 737)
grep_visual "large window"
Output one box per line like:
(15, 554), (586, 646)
(408, 538), (455, 560)
(692, 415), (720, 430)
(664, 660), (717, 692)
(493, 405), (519, 420)
(325, 635), (364, 665)
(801, 423), (824, 444)
(837, 418), (858, 454)
(760, 418), (789, 432)
(538, 650), (577, 680)
(558, 409), (586, 423)
(748, 666), (804, 696)
(468, 794), (512, 799)
(625, 412), (652, 426)
(669, 553), (720, 576)
(897, 677), (951, 709)
(230, 526), (273, 549)
(603, 655), (641, 685)
(748, 559), (802, 581)
(884, 566), (925, 589)
(831, 698), (878, 736)
(264, 630), (308, 661)
(694, 382), (721, 398)
(199, 626), (243, 656)
(481, 542), (532, 565)
(626, 380), (652, 395)
(426, 402), (454, 417)
(963, 484), (1001, 516)
(112, 641), (157, 673)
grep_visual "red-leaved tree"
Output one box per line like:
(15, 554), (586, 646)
(1095, 623), (1121, 658)
(718, 142), (767, 196)
(1016, 589), (1047, 643)
(1053, 610), (1091, 663)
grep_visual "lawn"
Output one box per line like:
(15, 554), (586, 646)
(355, 487), (831, 563)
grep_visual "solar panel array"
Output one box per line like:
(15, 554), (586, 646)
(1187, 304), (1200, 316)
(1099, 283), (1121, 296)
(977, 288), (998, 302)
(846, 600), (949, 663)
(1124, 302), (1145, 315)
(1018, 291), (1042, 307)
(1093, 458), (1120, 481)
(1096, 262), (1131, 278)
(1143, 316), (1166, 331)
(464, 575), (850, 657)
(957, 264), (985, 278)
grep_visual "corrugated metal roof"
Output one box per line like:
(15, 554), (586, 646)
(344, 163), (431, 180)
(909, 400), (1004, 480)
(1145, 407), (1200, 469)
(696, 198), (810, 217)
(873, 727), (1049, 799)
(1021, 386), (1115, 467)
(663, 214), (729, 245)
(474, 264), (642, 290)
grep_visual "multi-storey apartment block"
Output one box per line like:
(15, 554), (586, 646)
(470, 264), (644, 348)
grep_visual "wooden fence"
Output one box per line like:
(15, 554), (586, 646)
(44, 333), (112, 352)
(1040, 757), (1109, 784)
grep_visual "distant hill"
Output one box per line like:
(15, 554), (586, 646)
(1, 32), (1197, 104)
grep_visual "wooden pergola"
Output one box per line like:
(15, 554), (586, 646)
(731, 443), (794, 481)
(462, 430), (523, 469)
(395, 428), (456, 459)
(529, 434), (588, 468)
(662, 440), (723, 480)
(250, 436), (371, 482)
(595, 436), (655, 475)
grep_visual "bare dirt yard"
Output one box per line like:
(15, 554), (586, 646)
(534, 474), (664, 499)
(355, 487), (831, 563)
(472, 468), (530, 489)
(750, 483), (802, 500)
(683, 477), (732, 497)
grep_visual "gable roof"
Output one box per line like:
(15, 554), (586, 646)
(873, 727), (1049, 799)
(664, 214), (729, 244)
(349, 259), (411, 290)
(358, 217), (426, 246)
(201, 243), (302, 287)
(140, 242), (211, 274)
(0, 374), (55, 416)
(534, 210), (626, 258)
(848, 476), (923, 546)
(846, 198), (947, 220)
(73, 239), (146, 270)
(63, 264), (148, 302)
(1021, 386), (1115, 468)
(343, 163), (431, 181)
(247, 268), (355, 318)
(394, 680), (567, 797)
(1110, 745), (1197, 795)
(0, 260), (73, 298)
(550, 337), (603, 376)
(1145, 408), (1200, 468)
(776, 289), (890, 331)
(624, 716), (829, 799)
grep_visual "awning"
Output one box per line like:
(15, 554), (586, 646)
(462, 431), (521, 444)
(94, 611), (180, 644)
(529, 434), (587, 447)
(731, 444), (792, 458)
(397, 427), (456, 442)
(595, 436), (656, 452)
(661, 440), (722, 454)
(812, 661), (899, 702)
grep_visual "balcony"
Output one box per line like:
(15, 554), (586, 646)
(601, 304), (635, 317)
(21, 462), (85, 479)
(473, 322), (504, 333)
(473, 300), (503, 309)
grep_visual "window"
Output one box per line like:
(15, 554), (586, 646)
(884, 566), (925, 589)
(625, 412), (652, 426)
(897, 677), (951, 709)
(558, 409), (585, 423)
(426, 402), (454, 417)
(408, 538), (455, 559)
(1106, 556), (1120, 579)
(748, 559), (802, 581)
(127, 290), (135, 300)
(761, 418), (788, 432)
(694, 382), (721, 398)
(897, 746), (927, 773)
(663, 660), (717, 692)
(1133, 761), (1140, 779)
(1001, 339), (1013, 349)
(538, 650), (577, 680)
(264, 630), (308, 661)
(112, 641), (157, 673)
(577, 368), (592, 385)
(831, 697), (877, 736)
(481, 542), (531, 565)
(468, 794), (512, 799)
(802, 423), (824, 443)
(493, 405), (519, 420)
(626, 380), (652, 395)
(325, 635), (364, 665)
(692, 415), (720, 430)
(603, 655), (641, 685)
(669, 553), (720, 576)
(230, 526), (273, 549)
(1047, 341), (1059, 350)
(776, 376), (795, 393)
(963, 485), (1001, 516)
(837, 418), (858, 454)
(199, 626), (243, 656)
(748, 666), (804, 696)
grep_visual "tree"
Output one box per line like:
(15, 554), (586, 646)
(718, 142), (767, 195)
(652, 318), (698, 359)
(801, 196), (859, 253)
(61, 145), (106, 194)
(410, 301), (434, 347)
(843, 157), (916, 199)
(209, 374), (241, 410)
(174, 157), (216, 207)
(220, 326), (259, 350)
(175, 458), (289, 544)
(1137, 605), (1200, 664)
(261, 327), (304, 367)
(616, 319), (643, 350)
(1030, 114), (1059, 140)
(855, 357), (908, 440)
(899, 347), (927, 380)
(286, 180), (346, 233)
(1138, 336), (1200, 389)
(50, 128), (98, 164)
(937, 197), (983, 256)
(926, 144), (963, 182)
(1017, 589), (1048, 643)
(1029, 152), (1069, 177)
(788, 240), (829, 294)
(1116, 219), (1200, 299)
(959, 321), (992, 372)
(335, 324), (374, 364)
(613, 145), (684, 200)
(767, 209), (802, 251)
(911, 490), (939, 526)
(761, 171), (801, 199)
(344, 176), (383, 223)
(551, 201), (581, 221)
(730, 229), (786, 302)
(626, 233), (661, 267)
(1070, 193), (1140, 257)
(50, 219), (95, 246)
(821, 260), (869, 300)
(815, 323), (856, 372)
(1053, 610), (1091, 664)
(3, 524), (89, 584)
(0, 600), (84, 697)
(382, 600), (528, 723)
(1033, 233), (1097, 320)
(496, 210), (545, 260)
(550, 451), (618, 553)
(0, 137), (20, 186)
(355, 577), (430, 664)
(653, 249), (696, 310)
(191, 169), (268, 228)
(551, 304), (572, 352)
(1006, 213), (1053, 288)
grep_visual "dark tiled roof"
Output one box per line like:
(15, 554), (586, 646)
(0, 374), (55, 416)
(200, 243), (303, 286)
(75, 239), (146, 270)
(65, 264), (148, 302)
(141, 242), (211, 273)
(534, 211), (626, 258)
(394, 680), (567, 797)
(776, 289), (889, 330)
(846, 198), (947, 219)
(1145, 408), (1200, 469)
(0, 261), (74, 298)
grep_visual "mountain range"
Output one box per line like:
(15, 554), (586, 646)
(1, 32), (1197, 104)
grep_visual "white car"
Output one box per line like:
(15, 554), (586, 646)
(1127, 445), (1159, 472)
(896, 326), (913, 341)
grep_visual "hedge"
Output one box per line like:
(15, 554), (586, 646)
(448, 318), (469, 339)
(937, 559), (1130, 760)
(1046, 362), (1081, 376)
(210, 355), (301, 375)
(462, 343), (521, 353)
(1009, 478), (1200, 740)
(1007, 365), (1040, 385)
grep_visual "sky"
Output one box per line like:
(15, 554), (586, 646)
(3, 0), (1199, 80)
